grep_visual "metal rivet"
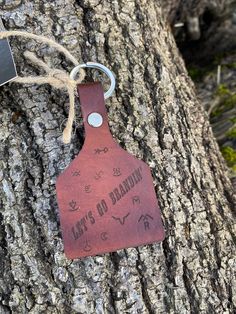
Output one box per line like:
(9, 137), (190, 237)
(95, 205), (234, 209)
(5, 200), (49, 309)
(87, 112), (103, 127)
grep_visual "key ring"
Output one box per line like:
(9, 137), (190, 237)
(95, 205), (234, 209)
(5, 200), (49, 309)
(70, 62), (116, 99)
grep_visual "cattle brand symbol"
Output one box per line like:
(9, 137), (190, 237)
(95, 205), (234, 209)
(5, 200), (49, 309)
(72, 170), (80, 177)
(83, 239), (92, 252)
(94, 170), (104, 180)
(112, 212), (130, 225)
(113, 168), (121, 177)
(84, 185), (92, 193)
(100, 232), (108, 241)
(69, 200), (79, 212)
(94, 147), (108, 154)
(132, 195), (140, 205)
(138, 214), (153, 230)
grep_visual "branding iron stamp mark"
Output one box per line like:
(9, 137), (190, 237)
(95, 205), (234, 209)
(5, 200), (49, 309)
(112, 212), (130, 225)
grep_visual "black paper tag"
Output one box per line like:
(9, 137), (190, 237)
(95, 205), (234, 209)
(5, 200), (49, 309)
(0, 18), (17, 86)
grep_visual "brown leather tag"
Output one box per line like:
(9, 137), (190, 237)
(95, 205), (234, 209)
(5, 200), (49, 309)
(56, 82), (165, 259)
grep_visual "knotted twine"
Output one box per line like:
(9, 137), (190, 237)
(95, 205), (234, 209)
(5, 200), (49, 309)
(0, 30), (86, 144)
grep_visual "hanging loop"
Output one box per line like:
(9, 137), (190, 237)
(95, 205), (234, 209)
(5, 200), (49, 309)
(70, 62), (116, 99)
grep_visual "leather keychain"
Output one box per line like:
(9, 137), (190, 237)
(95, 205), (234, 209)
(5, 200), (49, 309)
(56, 63), (165, 259)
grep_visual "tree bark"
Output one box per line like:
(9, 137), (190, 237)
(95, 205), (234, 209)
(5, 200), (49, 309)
(0, 1), (235, 313)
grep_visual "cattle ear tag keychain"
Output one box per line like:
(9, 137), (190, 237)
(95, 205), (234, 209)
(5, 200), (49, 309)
(56, 62), (165, 259)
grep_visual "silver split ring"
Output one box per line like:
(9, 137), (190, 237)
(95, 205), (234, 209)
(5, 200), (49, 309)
(70, 62), (116, 99)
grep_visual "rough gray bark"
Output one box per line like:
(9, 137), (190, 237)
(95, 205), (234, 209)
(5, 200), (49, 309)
(0, 1), (235, 313)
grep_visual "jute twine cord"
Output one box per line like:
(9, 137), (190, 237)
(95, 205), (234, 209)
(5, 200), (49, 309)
(0, 30), (86, 144)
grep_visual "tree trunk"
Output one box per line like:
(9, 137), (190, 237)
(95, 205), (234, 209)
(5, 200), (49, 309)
(0, 1), (235, 313)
